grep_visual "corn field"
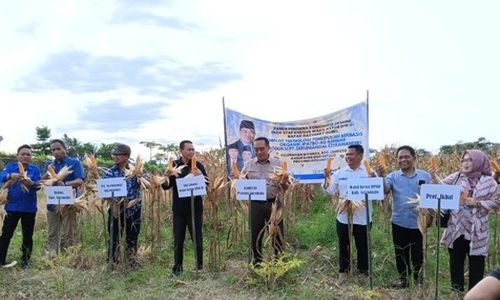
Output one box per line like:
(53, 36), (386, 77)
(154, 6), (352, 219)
(1, 145), (499, 295)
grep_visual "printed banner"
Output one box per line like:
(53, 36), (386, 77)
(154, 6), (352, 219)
(224, 101), (368, 183)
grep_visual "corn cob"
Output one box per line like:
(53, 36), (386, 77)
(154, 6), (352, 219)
(491, 160), (500, 173)
(363, 159), (373, 175)
(191, 156), (198, 173)
(378, 155), (387, 175)
(47, 165), (58, 178)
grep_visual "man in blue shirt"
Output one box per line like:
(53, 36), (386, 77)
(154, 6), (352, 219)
(383, 145), (431, 288)
(0, 144), (41, 268)
(103, 143), (142, 267)
(43, 139), (84, 257)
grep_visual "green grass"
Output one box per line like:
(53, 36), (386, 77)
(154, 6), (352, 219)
(1, 190), (498, 299)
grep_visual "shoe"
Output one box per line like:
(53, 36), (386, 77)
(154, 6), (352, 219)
(171, 265), (183, 277)
(338, 272), (348, 284)
(20, 260), (30, 269)
(356, 273), (369, 285)
(389, 280), (408, 289)
(1, 261), (17, 268)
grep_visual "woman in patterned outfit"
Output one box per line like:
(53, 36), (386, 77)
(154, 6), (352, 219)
(440, 149), (500, 292)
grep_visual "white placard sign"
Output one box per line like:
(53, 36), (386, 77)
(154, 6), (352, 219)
(45, 186), (74, 205)
(176, 175), (207, 198)
(236, 179), (267, 201)
(346, 177), (384, 201)
(419, 184), (460, 210)
(97, 177), (127, 198)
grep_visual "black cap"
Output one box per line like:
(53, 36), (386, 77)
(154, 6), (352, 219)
(111, 143), (131, 156)
(239, 120), (255, 130)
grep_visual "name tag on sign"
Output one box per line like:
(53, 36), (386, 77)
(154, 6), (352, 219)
(45, 186), (74, 205)
(346, 177), (384, 201)
(236, 179), (267, 201)
(97, 177), (128, 198)
(176, 175), (207, 198)
(419, 184), (460, 210)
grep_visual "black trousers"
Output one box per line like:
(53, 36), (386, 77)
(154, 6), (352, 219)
(336, 220), (369, 274)
(107, 207), (141, 264)
(0, 212), (36, 265)
(250, 200), (283, 265)
(172, 206), (203, 272)
(448, 235), (485, 291)
(391, 223), (423, 284)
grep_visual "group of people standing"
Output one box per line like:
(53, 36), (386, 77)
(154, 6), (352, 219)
(323, 144), (500, 293)
(1, 137), (499, 295)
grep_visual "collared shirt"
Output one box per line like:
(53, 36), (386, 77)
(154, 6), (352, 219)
(103, 165), (142, 218)
(242, 156), (282, 200)
(385, 169), (431, 229)
(43, 156), (85, 211)
(0, 162), (41, 213)
(324, 165), (373, 225)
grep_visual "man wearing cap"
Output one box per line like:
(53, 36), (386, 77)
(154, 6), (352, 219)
(43, 139), (84, 257)
(227, 120), (256, 173)
(103, 143), (142, 267)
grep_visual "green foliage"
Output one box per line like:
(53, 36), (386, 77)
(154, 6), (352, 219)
(439, 137), (499, 155)
(143, 160), (165, 174)
(95, 143), (118, 160)
(30, 125), (52, 156)
(248, 253), (304, 290)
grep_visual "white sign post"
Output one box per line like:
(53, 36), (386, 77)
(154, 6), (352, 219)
(346, 177), (384, 289)
(419, 184), (460, 299)
(235, 179), (267, 263)
(235, 179), (267, 201)
(175, 175), (207, 198)
(45, 186), (74, 205)
(419, 184), (460, 210)
(346, 177), (385, 201)
(97, 177), (128, 198)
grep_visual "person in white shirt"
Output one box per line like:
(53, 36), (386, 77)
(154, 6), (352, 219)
(323, 144), (375, 283)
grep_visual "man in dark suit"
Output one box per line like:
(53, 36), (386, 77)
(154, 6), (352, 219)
(227, 120), (255, 174)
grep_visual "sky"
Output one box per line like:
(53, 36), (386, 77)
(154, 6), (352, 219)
(0, 0), (499, 158)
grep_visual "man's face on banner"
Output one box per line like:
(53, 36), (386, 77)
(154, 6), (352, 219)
(228, 148), (238, 160)
(239, 127), (255, 145)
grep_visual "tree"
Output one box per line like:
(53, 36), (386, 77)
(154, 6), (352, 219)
(95, 143), (118, 160)
(140, 141), (161, 161)
(31, 125), (52, 156)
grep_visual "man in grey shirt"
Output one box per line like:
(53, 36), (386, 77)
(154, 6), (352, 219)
(241, 137), (288, 265)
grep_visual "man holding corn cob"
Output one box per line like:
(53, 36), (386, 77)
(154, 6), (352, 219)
(241, 137), (289, 266)
(0, 144), (41, 268)
(323, 144), (375, 283)
(103, 143), (142, 267)
(43, 139), (84, 257)
(162, 140), (207, 276)
(381, 145), (431, 288)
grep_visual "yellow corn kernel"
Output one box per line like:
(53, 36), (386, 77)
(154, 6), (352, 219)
(326, 157), (333, 173)
(363, 159), (373, 175)
(491, 160), (500, 173)
(18, 162), (25, 175)
(191, 156), (198, 173)
(47, 165), (57, 178)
